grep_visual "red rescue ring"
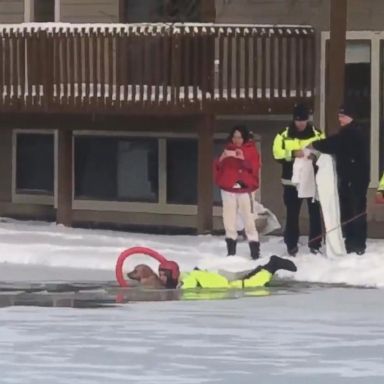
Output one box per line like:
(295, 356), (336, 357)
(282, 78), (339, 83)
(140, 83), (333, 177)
(115, 246), (167, 287)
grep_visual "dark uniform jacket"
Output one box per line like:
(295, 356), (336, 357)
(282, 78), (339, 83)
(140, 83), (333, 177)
(312, 121), (370, 191)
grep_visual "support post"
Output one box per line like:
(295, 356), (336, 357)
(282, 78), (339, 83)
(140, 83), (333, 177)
(56, 129), (72, 226)
(197, 115), (214, 234)
(326, 0), (347, 134)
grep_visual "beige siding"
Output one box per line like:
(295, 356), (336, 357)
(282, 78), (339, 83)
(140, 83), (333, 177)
(0, 0), (23, 23)
(60, 0), (119, 23)
(215, 0), (384, 31)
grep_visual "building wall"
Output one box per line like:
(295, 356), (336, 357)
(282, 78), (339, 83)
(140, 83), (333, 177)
(0, 0), (23, 23)
(60, 0), (119, 23)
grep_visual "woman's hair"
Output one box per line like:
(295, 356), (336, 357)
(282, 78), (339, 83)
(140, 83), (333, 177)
(227, 125), (251, 143)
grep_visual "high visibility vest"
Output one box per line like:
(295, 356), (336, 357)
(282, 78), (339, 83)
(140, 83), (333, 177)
(378, 173), (384, 192)
(273, 125), (325, 162)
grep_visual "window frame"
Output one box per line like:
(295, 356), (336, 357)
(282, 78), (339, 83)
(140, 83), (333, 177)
(73, 130), (261, 217)
(24, 0), (60, 22)
(12, 129), (58, 206)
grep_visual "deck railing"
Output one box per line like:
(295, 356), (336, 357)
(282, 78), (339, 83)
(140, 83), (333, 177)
(0, 23), (315, 114)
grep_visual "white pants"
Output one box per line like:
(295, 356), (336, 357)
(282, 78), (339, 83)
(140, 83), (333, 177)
(221, 190), (259, 242)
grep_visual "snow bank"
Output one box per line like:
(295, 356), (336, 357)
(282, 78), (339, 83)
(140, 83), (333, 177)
(0, 218), (383, 288)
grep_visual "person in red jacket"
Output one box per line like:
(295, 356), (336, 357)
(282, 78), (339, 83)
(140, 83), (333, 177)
(214, 125), (261, 259)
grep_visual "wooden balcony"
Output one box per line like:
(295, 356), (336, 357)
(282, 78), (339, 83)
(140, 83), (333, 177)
(0, 23), (315, 115)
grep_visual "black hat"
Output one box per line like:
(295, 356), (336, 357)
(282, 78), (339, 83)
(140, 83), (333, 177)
(293, 103), (309, 121)
(338, 102), (355, 119)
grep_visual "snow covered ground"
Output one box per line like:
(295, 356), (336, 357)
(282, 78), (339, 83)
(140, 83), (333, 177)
(1, 218), (384, 384)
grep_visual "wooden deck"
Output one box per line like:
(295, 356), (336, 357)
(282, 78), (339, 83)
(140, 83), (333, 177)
(0, 23), (315, 115)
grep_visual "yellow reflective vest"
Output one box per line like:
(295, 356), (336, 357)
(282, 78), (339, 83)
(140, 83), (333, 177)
(379, 173), (384, 192)
(273, 124), (325, 162)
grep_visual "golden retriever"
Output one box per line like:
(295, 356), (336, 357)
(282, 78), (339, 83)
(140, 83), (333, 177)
(126, 264), (165, 289)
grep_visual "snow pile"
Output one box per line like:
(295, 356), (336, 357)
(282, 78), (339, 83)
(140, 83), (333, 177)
(0, 218), (383, 288)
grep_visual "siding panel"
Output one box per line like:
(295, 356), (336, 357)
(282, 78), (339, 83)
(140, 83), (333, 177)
(0, 0), (23, 23)
(60, 0), (119, 23)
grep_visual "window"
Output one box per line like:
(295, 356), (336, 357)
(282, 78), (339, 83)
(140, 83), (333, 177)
(166, 139), (197, 205)
(74, 136), (158, 202)
(25, 0), (56, 22)
(16, 133), (54, 195)
(120, 0), (202, 23)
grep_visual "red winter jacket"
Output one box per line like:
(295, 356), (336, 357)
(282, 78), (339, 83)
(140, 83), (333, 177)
(214, 141), (261, 193)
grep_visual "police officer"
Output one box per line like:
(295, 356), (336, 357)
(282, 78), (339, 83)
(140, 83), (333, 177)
(273, 104), (325, 256)
(311, 103), (370, 255)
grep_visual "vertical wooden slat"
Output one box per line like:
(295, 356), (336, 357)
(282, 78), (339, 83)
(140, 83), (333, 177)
(107, 28), (114, 108)
(26, 30), (33, 108)
(83, 28), (90, 107)
(19, 29), (26, 110)
(146, 28), (153, 107)
(286, 34), (292, 98)
(253, 30), (259, 100)
(115, 28), (121, 108)
(270, 31), (275, 99)
(162, 27), (169, 104)
(53, 29), (60, 107)
(98, 28), (105, 108)
(40, 29), (47, 109)
(4, 29), (11, 107)
(278, 31), (283, 98)
(154, 26), (161, 105)
(310, 31), (316, 99)
(121, 28), (128, 105)
(10, 29), (17, 108)
(218, 30), (224, 101)
(201, 28), (208, 105)
(227, 30), (232, 99)
(132, 27), (137, 103)
(139, 27), (145, 106)
(35, 29), (42, 107)
(302, 33), (309, 98)
(244, 31), (250, 100)
(68, 30), (75, 107)
(183, 28), (189, 106)
(0, 29), (4, 110)
(92, 28), (98, 108)
(235, 30), (241, 99)
(192, 28), (199, 102)
(75, 29), (82, 106)
(296, 33), (302, 99)
(260, 31), (266, 99)
(59, 28), (67, 108)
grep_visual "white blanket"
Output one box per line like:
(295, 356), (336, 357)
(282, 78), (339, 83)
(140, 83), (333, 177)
(316, 154), (346, 257)
(291, 150), (317, 199)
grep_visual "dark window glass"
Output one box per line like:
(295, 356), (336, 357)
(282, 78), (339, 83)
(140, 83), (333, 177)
(16, 133), (54, 195)
(167, 139), (197, 204)
(121, 0), (201, 23)
(34, 0), (55, 22)
(75, 136), (158, 202)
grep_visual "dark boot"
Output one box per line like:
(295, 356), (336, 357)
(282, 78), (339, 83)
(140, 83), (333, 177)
(263, 255), (297, 274)
(225, 238), (237, 256)
(249, 241), (260, 260)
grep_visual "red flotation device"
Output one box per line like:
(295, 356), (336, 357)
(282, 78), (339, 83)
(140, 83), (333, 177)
(115, 246), (167, 287)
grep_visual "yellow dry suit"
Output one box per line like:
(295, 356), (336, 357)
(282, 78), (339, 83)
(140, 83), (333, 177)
(180, 269), (272, 290)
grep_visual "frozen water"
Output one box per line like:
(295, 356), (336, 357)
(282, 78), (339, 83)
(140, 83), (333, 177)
(0, 218), (384, 383)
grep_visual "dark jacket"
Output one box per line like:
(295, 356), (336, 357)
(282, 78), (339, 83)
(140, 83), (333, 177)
(312, 121), (370, 191)
(272, 123), (324, 182)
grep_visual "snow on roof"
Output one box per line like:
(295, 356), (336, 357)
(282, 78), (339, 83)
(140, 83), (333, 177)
(0, 22), (314, 35)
